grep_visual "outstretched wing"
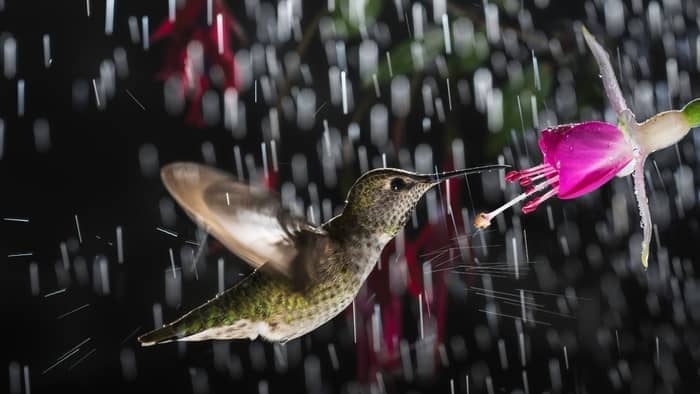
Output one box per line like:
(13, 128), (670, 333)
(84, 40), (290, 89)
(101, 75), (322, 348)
(161, 162), (327, 288)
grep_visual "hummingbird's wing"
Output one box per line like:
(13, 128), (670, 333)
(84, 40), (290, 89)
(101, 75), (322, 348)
(161, 162), (328, 288)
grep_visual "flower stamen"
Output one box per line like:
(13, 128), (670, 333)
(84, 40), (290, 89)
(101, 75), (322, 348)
(505, 163), (552, 182)
(474, 173), (560, 229)
(517, 167), (558, 187)
(522, 186), (559, 214)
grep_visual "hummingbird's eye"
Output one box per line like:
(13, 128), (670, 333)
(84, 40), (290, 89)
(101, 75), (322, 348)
(390, 177), (406, 191)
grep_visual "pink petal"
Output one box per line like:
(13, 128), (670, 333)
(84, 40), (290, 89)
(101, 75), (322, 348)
(539, 121), (634, 199)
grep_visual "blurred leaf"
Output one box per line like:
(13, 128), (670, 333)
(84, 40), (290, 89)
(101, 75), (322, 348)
(487, 64), (553, 155)
(332, 0), (384, 39)
(446, 30), (490, 74)
(367, 28), (488, 87)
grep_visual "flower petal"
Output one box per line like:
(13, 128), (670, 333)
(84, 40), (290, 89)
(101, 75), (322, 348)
(632, 157), (651, 269)
(539, 121), (634, 199)
(581, 26), (628, 116)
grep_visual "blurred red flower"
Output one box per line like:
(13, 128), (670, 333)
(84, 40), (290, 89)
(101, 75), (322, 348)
(153, 0), (243, 126)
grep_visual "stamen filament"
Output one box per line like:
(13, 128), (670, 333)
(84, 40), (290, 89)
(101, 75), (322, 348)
(529, 168), (557, 181)
(506, 163), (555, 183)
(522, 186), (559, 214)
(474, 175), (559, 229)
(516, 163), (550, 176)
(519, 167), (557, 187)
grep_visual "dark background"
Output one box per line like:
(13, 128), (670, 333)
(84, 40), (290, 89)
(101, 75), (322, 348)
(1, 1), (699, 393)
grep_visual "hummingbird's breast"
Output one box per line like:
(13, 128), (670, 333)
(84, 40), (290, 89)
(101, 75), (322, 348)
(259, 234), (385, 342)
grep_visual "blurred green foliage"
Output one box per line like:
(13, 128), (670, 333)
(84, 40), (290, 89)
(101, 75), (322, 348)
(367, 27), (490, 87)
(489, 64), (552, 155)
(362, 21), (552, 157)
(331, 0), (384, 38)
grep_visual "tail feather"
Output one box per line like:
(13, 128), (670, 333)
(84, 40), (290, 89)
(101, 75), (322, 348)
(139, 279), (269, 346)
(138, 325), (180, 346)
(138, 318), (268, 346)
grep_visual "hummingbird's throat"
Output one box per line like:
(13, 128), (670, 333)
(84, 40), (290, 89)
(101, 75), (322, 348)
(383, 224), (402, 238)
(383, 208), (414, 238)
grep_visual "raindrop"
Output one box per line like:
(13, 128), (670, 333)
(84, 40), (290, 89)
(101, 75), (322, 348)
(303, 355), (321, 392)
(128, 16), (140, 43)
(0, 118), (4, 160)
(142, 16), (150, 50)
(105, 0), (115, 35)
(296, 88), (316, 131)
(411, 3), (425, 40)
(202, 90), (220, 126)
(291, 154), (308, 187)
(138, 143), (159, 178)
(486, 89), (503, 132)
(17, 79), (24, 117)
(113, 47), (129, 79)
(453, 18), (473, 57)
(1, 34), (17, 79)
(164, 76), (185, 115)
(391, 75), (411, 117)
(33, 118), (50, 153)
(120, 348), (137, 381)
(29, 262), (40, 296)
(42, 34), (51, 68)
(647, 2), (662, 37)
(484, 3), (500, 44)
(604, 0), (625, 37)
(9, 362), (21, 394)
(370, 104), (388, 147)
(99, 60), (116, 100)
(473, 68), (492, 113)
(359, 40), (378, 77)
(415, 144), (433, 174)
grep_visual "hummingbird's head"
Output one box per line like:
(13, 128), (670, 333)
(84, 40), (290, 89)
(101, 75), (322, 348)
(342, 166), (501, 240)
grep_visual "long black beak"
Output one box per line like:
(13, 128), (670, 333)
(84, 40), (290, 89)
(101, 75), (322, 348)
(416, 164), (509, 183)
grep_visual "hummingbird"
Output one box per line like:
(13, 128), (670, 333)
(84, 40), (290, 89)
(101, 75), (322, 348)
(138, 161), (503, 346)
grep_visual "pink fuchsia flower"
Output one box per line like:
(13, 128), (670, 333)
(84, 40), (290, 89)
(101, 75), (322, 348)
(153, 0), (243, 126)
(474, 120), (635, 222)
(475, 27), (700, 269)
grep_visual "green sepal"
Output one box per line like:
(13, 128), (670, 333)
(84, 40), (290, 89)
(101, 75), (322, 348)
(681, 98), (700, 127)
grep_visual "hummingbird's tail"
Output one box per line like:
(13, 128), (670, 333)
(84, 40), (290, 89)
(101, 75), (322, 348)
(139, 273), (283, 346)
(138, 285), (266, 346)
(138, 325), (180, 346)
